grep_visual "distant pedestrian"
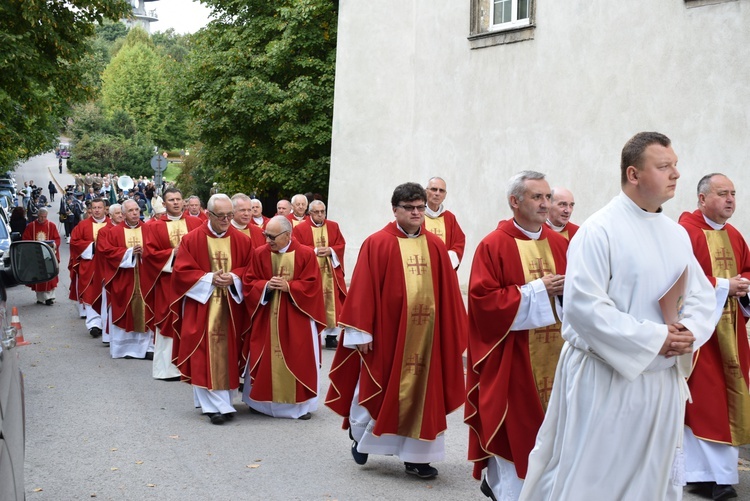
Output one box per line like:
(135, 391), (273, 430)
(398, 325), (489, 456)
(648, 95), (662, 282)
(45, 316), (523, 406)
(58, 157), (63, 174)
(48, 181), (57, 202)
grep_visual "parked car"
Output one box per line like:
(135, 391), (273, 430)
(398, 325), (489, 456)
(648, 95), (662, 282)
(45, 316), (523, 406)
(0, 241), (59, 501)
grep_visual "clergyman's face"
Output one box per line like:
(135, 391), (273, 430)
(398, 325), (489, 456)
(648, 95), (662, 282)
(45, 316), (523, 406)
(548, 189), (575, 227)
(392, 198), (426, 234)
(631, 144), (680, 210)
(233, 198), (252, 226)
(164, 192), (184, 217)
(426, 179), (447, 210)
(276, 201), (291, 216)
(264, 220), (291, 251)
(250, 200), (263, 217)
(511, 179), (551, 232)
(187, 199), (202, 215)
(292, 198), (308, 217)
(700, 175), (736, 225)
(309, 205), (326, 225)
(208, 199), (233, 234)
(124, 202), (140, 226)
(91, 202), (106, 220)
(110, 208), (124, 225)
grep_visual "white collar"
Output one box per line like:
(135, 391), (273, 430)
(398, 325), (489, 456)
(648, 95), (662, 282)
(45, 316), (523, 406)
(702, 213), (726, 230)
(425, 204), (445, 218)
(514, 219), (542, 240)
(396, 223), (421, 238)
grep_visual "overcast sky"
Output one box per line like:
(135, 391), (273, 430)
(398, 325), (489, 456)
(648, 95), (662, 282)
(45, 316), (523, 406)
(149, 0), (213, 34)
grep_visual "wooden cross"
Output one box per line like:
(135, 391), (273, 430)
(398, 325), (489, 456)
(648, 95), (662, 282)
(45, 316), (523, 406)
(528, 258), (552, 279)
(212, 250), (229, 271)
(405, 353), (426, 375)
(535, 324), (560, 343)
(714, 247), (734, 271)
(411, 304), (431, 326)
(537, 376), (554, 404)
(406, 254), (428, 276)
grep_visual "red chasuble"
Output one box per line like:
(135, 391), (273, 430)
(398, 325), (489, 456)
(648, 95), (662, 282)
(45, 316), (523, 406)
(98, 221), (153, 333)
(171, 225), (253, 390)
(292, 219), (347, 328)
(465, 219), (568, 480)
(242, 240), (327, 404)
(22, 220), (61, 292)
(421, 209), (466, 265)
(68, 217), (108, 302)
(142, 214), (202, 336)
(286, 213), (309, 227)
(561, 221), (579, 240)
(82, 221), (116, 309)
(680, 210), (750, 445)
(325, 222), (467, 441)
(233, 223), (266, 248)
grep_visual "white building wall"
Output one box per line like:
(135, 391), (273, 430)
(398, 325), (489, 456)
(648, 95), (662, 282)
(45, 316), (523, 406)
(328, 0), (750, 286)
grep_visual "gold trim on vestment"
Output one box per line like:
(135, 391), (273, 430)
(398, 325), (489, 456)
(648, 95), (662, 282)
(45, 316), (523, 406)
(92, 222), (106, 242)
(206, 236), (233, 390)
(165, 219), (188, 248)
(397, 236), (435, 438)
(704, 229), (750, 444)
(515, 238), (563, 412)
(424, 216), (447, 244)
(123, 227), (146, 332)
(270, 251), (298, 403)
(311, 225), (337, 328)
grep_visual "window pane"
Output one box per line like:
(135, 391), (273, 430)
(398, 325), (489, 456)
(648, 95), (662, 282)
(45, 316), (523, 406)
(493, 0), (511, 24)
(517, 0), (529, 20)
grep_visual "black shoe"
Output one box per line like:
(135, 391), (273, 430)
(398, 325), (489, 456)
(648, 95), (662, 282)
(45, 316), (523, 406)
(404, 462), (438, 479)
(350, 440), (368, 465)
(224, 413), (235, 421)
(45, 299), (54, 305)
(713, 484), (738, 500)
(162, 376), (181, 382)
(89, 327), (102, 338)
(298, 412), (312, 420)
(144, 352), (154, 360)
(325, 336), (338, 349)
(481, 478), (497, 500)
(36, 301), (44, 305)
(209, 413), (226, 425)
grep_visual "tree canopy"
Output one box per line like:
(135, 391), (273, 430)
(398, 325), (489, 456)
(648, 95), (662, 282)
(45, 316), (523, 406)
(0, 0), (131, 169)
(179, 0), (338, 199)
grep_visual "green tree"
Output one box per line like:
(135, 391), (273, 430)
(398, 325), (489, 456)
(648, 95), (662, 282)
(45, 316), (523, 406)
(179, 0), (337, 199)
(0, 0), (131, 169)
(101, 28), (169, 147)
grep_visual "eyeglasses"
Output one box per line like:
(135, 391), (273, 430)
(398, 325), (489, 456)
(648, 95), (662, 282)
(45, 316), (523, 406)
(208, 211), (233, 220)
(263, 230), (289, 241)
(397, 204), (426, 212)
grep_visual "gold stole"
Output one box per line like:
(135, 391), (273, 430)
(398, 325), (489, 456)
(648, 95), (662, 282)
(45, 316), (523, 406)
(424, 216), (447, 244)
(206, 236), (233, 389)
(270, 251), (297, 402)
(123, 227), (146, 333)
(238, 227), (250, 237)
(704, 229), (750, 443)
(515, 238), (563, 412)
(33, 222), (47, 241)
(311, 224), (336, 328)
(396, 236), (435, 438)
(559, 229), (570, 241)
(165, 219), (188, 248)
(92, 222), (106, 242)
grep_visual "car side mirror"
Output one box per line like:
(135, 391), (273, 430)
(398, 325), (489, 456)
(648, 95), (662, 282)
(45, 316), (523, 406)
(7, 241), (59, 285)
(10, 231), (22, 242)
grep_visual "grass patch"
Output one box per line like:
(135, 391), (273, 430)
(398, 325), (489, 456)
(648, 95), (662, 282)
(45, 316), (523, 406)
(164, 163), (181, 182)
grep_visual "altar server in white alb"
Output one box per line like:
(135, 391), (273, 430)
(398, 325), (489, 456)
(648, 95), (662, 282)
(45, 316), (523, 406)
(520, 132), (716, 501)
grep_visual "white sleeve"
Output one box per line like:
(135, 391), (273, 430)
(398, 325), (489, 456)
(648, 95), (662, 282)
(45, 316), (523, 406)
(185, 274), (215, 304)
(510, 278), (557, 331)
(342, 326), (373, 348)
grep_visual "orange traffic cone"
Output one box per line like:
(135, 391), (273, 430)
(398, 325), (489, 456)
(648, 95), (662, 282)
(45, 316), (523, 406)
(10, 306), (29, 346)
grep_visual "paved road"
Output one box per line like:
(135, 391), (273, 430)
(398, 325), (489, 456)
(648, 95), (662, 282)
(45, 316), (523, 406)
(11, 151), (750, 500)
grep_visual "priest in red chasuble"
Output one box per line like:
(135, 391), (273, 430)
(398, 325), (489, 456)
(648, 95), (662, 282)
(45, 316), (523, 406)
(250, 198), (269, 229)
(421, 177), (466, 270)
(544, 187), (579, 240)
(292, 200), (347, 350)
(679, 173), (750, 500)
(22, 208), (61, 305)
(242, 216), (326, 420)
(325, 182), (467, 480)
(68, 198), (108, 327)
(99, 199), (154, 359)
(286, 193), (309, 227)
(141, 187), (202, 380)
(172, 194), (253, 425)
(465, 171), (568, 500)
(229, 193), (266, 247)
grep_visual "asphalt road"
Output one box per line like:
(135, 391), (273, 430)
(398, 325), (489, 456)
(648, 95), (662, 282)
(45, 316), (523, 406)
(11, 151), (750, 500)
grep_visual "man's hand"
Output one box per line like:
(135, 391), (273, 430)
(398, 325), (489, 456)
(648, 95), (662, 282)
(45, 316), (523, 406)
(542, 274), (565, 297)
(212, 269), (234, 288)
(728, 275), (750, 298)
(267, 275), (289, 292)
(316, 247), (332, 257)
(357, 342), (373, 355)
(660, 323), (696, 358)
(132, 244), (143, 256)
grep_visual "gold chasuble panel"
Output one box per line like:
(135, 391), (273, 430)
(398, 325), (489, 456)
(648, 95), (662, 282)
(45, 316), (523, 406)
(33, 227), (48, 241)
(165, 219), (189, 248)
(270, 251), (298, 403)
(704, 229), (750, 444)
(397, 237), (436, 438)
(92, 222), (106, 242)
(424, 217), (447, 244)
(311, 225), (337, 328)
(123, 227), (146, 332)
(206, 237), (233, 390)
(515, 238), (563, 411)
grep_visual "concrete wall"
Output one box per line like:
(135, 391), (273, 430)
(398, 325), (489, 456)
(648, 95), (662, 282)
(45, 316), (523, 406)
(328, 0), (750, 286)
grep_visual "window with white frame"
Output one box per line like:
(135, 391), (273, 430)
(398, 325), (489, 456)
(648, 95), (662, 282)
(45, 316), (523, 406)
(491, 0), (530, 30)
